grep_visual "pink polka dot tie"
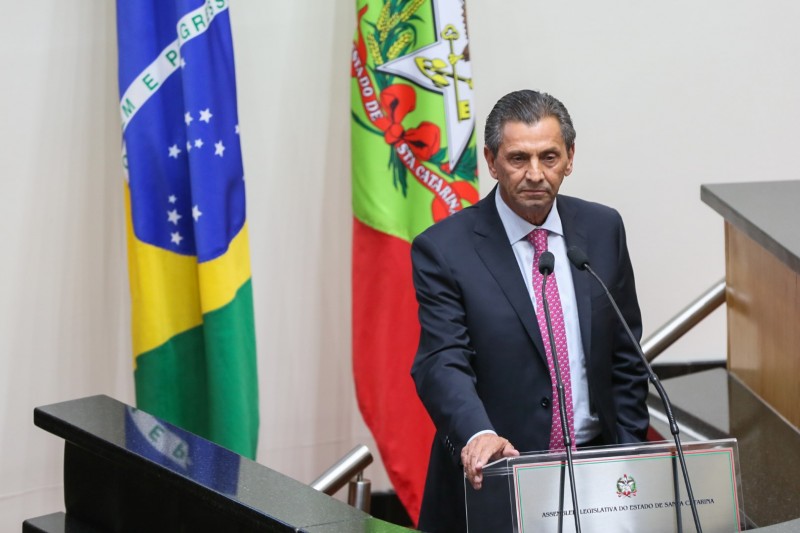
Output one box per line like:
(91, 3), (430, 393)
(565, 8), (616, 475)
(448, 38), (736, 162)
(529, 229), (576, 452)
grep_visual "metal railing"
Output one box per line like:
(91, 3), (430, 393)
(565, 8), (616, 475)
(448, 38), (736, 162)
(311, 444), (373, 512)
(642, 278), (726, 362)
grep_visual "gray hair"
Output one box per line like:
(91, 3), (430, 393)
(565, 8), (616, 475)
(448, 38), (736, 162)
(484, 90), (576, 156)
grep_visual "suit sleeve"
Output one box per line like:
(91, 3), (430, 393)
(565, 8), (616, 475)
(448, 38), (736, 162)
(609, 215), (650, 443)
(410, 232), (494, 462)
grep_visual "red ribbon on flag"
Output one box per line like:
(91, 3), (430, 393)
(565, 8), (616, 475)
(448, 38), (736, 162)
(380, 85), (440, 162)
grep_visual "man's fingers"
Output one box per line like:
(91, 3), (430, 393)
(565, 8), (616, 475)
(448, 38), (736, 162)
(502, 441), (520, 457)
(470, 473), (482, 490)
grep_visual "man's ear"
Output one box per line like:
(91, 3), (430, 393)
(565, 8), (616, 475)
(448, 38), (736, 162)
(565, 144), (575, 176)
(483, 146), (498, 180)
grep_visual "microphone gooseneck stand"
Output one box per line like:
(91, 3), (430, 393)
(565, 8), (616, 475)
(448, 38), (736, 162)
(538, 251), (582, 533)
(566, 246), (703, 533)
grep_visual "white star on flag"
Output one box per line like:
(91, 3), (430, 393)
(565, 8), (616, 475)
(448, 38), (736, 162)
(167, 209), (182, 225)
(214, 140), (225, 157)
(192, 205), (203, 221)
(194, 138), (204, 149)
(180, 58), (186, 69)
(199, 108), (213, 123)
(168, 195), (177, 204)
(186, 141), (192, 152)
(170, 231), (183, 245)
(184, 112), (193, 125)
(235, 124), (240, 135)
(168, 144), (181, 158)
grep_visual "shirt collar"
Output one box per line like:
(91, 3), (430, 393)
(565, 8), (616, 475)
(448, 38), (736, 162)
(495, 189), (563, 244)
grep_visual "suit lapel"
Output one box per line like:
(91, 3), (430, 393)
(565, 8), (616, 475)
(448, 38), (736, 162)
(558, 196), (593, 360)
(473, 188), (547, 363)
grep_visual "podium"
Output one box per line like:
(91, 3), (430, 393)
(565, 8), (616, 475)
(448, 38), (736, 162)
(465, 440), (744, 533)
(25, 395), (412, 532)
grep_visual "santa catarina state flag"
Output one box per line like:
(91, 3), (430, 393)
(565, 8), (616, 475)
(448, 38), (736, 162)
(351, 0), (479, 521)
(116, 0), (259, 459)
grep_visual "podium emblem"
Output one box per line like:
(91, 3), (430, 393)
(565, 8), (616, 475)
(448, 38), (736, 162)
(616, 474), (638, 498)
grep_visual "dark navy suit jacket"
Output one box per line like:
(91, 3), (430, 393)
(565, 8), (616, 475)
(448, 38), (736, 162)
(410, 188), (649, 532)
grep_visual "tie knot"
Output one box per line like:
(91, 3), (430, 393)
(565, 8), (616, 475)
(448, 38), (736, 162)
(528, 228), (548, 253)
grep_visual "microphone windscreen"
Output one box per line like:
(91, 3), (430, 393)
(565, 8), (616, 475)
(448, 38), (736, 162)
(538, 251), (555, 275)
(567, 246), (590, 270)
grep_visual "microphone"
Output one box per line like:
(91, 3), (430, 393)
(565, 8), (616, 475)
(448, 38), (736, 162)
(566, 246), (703, 533)
(565, 246), (589, 271)
(538, 250), (555, 275)
(537, 251), (581, 533)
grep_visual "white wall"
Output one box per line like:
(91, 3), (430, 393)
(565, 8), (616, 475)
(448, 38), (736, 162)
(2, 1), (798, 530)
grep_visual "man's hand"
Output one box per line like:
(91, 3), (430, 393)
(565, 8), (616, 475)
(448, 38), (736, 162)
(461, 434), (519, 490)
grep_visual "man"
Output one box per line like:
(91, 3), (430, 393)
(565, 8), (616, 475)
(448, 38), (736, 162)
(410, 90), (649, 532)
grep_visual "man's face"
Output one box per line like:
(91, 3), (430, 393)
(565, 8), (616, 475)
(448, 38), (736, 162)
(484, 117), (575, 226)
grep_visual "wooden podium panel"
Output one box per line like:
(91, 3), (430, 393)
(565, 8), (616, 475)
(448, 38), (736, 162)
(726, 223), (800, 428)
(702, 180), (800, 431)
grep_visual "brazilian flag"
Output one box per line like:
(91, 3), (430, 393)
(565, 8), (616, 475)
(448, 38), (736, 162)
(116, 0), (258, 458)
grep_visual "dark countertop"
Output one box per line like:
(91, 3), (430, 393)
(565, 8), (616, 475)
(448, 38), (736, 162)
(32, 395), (414, 532)
(23, 512), (411, 533)
(701, 180), (800, 274)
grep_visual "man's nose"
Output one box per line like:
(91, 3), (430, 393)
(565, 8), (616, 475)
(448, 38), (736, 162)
(524, 159), (545, 181)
